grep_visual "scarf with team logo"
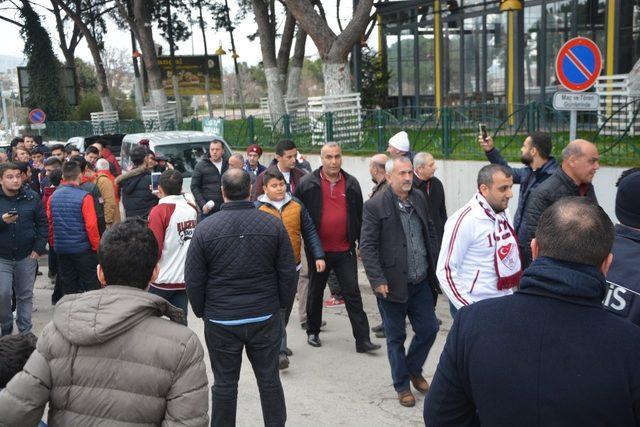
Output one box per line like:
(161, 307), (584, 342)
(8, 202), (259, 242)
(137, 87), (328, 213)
(476, 193), (522, 290)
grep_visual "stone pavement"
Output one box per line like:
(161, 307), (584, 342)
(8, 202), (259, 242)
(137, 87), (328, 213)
(30, 259), (453, 426)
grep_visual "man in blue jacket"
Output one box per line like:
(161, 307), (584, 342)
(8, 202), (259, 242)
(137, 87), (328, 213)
(602, 168), (640, 325)
(479, 132), (557, 261)
(424, 197), (640, 426)
(0, 163), (47, 336)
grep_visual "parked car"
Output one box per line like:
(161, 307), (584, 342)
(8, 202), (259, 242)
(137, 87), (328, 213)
(67, 134), (125, 156)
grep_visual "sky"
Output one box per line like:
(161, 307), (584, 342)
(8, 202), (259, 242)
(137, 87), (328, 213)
(0, 0), (365, 71)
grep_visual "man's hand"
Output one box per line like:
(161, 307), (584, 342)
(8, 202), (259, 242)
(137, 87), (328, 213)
(478, 135), (494, 152)
(375, 284), (389, 298)
(315, 259), (326, 273)
(29, 251), (39, 260)
(2, 213), (18, 224)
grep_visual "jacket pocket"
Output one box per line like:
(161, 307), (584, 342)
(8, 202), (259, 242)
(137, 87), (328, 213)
(469, 270), (480, 294)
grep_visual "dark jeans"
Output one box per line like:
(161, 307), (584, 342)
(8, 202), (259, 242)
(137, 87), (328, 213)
(449, 302), (458, 319)
(280, 271), (299, 354)
(57, 251), (100, 297)
(306, 250), (370, 343)
(377, 280), (439, 392)
(204, 315), (285, 427)
(148, 287), (188, 326)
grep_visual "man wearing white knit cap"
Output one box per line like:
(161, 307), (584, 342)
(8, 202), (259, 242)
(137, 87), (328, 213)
(387, 131), (415, 161)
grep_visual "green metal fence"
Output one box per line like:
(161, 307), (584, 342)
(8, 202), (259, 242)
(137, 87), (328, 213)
(44, 102), (640, 166)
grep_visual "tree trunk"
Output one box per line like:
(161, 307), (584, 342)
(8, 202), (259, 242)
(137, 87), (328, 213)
(322, 62), (351, 95)
(287, 28), (306, 98)
(286, 66), (302, 98)
(265, 67), (286, 122)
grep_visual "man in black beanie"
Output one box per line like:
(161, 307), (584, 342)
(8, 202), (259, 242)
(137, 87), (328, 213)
(602, 168), (640, 326)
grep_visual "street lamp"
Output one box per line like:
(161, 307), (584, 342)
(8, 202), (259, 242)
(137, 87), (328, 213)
(499, 0), (523, 11)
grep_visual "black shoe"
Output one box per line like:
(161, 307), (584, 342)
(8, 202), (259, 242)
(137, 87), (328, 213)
(307, 334), (322, 347)
(300, 320), (327, 330)
(375, 330), (386, 338)
(356, 340), (381, 353)
(371, 323), (384, 333)
(278, 353), (290, 370)
(285, 347), (293, 356)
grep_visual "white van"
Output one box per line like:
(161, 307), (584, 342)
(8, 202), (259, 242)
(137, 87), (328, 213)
(120, 131), (232, 190)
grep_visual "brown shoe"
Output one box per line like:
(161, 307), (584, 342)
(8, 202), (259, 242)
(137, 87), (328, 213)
(410, 374), (430, 393)
(398, 390), (415, 407)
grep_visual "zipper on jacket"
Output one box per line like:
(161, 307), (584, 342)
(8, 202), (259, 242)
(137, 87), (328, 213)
(469, 270), (480, 294)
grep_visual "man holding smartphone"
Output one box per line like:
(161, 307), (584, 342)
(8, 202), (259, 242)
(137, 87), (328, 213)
(0, 162), (48, 336)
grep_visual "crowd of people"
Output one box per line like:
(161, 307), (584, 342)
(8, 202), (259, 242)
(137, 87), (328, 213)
(0, 129), (638, 426)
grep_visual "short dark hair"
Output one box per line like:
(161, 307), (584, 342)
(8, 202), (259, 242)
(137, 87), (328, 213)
(98, 219), (159, 289)
(275, 139), (296, 156)
(535, 197), (614, 266)
(210, 139), (224, 148)
(70, 155), (87, 172)
(44, 157), (62, 168)
(221, 169), (251, 200)
(49, 168), (63, 186)
(130, 145), (149, 167)
(528, 131), (552, 159)
(477, 164), (512, 188)
(262, 168), (285, 186)
(65, 144), (79, 155)
(23, 134), (34, 140)
(62, 160), (81, 181)
(10, 137), (23, 148)
(14, 161), (29, 174)
(31, 146), (45, 156)
(93, 139), (108, 149)
(159, 169), (183, 195)
(0, 162), (20, 178)
(85, 146), (100, 156)
(50, 143), (64, 152)
(0, 334), (37, 388)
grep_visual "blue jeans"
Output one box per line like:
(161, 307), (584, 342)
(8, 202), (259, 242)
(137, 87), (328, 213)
(204, 315), (285, 427)
(0, 256), (37, 336)
(377, 280), (439, 392)
(148, 287), (188, 326)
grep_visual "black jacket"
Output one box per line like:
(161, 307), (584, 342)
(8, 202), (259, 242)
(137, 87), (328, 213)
(425, 256), (640, 427)
(485, 148), (558, 241)
(360, 186), (440, 303)
(252, 159), (306, 201)
(412, 174), (447, 251)
(522, 167), (597, 263)
(603, 224), (640, 327)
(294, 168), (363, 249)
(0, 186), (48, 260)
(115, 166), (158, 219)
(185, 200), (296, 321)
(190, 158), (228, 213)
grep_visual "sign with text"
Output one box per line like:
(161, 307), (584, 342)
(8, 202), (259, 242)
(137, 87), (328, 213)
(157, 55), (222, 96)
(552, 92), (599, 111)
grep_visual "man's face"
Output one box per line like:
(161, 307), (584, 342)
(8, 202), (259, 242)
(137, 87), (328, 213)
(85, 152), (99, 165)
(277, 148), (298, 172)
(386, 144), (404, 159)
(15, 149), (29, 162)
(388, 160), (414, 195)
(146, 154), (157, 169)
(70, 149), (80, 158)
(320, 145), (342, 176)
(264, 178), (286, 201)
(520, 137), (535, 166)
(417, 157), (437, 180)
(32, 153), (44, 165)
(247, 152), (260, 167)
(228, 156), (243, 169)
(480, 172), (514, 213)
(1, 168), (22, 192)
(92, 143), (103, 155)
(51, 149), (64, 161)
(209, 142), (223, 162)
(45, 164), (59, 177)
(21, 168), (31, 184)
(23, 137), (35, 151)
(569, 144), (600, 184)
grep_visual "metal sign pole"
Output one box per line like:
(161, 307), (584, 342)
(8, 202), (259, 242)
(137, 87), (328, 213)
(569, 110), (577, 142)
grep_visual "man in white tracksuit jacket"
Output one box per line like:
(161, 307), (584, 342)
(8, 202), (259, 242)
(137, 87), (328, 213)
(437, 164), (522, 317)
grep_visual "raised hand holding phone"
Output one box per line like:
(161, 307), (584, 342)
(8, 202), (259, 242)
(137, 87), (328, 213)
(478, 124), (494, 152)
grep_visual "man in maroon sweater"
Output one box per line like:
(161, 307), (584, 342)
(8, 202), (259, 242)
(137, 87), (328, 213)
(295, 142), (380, 353)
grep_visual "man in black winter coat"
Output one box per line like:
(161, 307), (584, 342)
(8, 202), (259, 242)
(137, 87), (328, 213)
(424, 197), (640, 426)
(521, 139), (599, 264)
(116, 145), (158, 220)
(190, 139), (228, 217)
(412, 152), (447, 251)
(186, 169), (296, 427)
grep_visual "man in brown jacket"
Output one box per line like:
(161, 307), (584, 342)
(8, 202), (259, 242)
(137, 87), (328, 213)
(0, 219), (209, 426)
(95, 158), (121, 227)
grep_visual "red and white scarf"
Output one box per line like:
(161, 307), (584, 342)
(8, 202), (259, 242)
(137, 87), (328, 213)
(476, 193), (522, 290)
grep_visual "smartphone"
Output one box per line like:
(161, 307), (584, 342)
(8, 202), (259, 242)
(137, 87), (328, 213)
(151, 172), (161, 193)
(7, 208), (18, 217)
(479, 123), (488, 141)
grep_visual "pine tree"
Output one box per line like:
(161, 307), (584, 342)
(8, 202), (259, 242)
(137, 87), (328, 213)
(20, 2), (69, 121)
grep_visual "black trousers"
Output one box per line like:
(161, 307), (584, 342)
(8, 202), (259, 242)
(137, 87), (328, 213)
(306, 250), (370, 343)
(57, 251), (100, 297)
(204, 315), (286, 427)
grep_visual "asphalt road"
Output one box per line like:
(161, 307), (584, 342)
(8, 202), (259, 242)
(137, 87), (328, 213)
(30, 259), (453, 426)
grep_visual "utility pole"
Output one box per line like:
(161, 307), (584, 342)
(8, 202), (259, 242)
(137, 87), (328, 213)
(166, 0), (183, 123)
(197, 0), (213, 118)
(223, 0), (245, 119)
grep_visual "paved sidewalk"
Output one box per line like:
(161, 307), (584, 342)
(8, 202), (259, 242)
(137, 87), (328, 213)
(30, 261), (452, 426)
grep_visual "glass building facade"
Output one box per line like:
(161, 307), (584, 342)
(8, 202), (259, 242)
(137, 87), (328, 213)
(376, 0), (637, 109)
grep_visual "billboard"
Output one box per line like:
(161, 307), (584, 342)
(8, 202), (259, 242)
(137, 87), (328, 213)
(157, 55), (222, 96)
(18, 66), (78, 106)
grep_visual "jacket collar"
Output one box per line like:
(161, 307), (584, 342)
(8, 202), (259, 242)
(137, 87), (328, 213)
(517, 256), (606, 307)
(220, 200), (255, 211)
(115, 165), (148, 184)
(467, 192), (508, 221)
(311, 167), (354, 188)
(616, 224), (640, 244)
(538, 156), (557, 174)
(159, 194), (187, 205)
(257, 192), (292, 209)
(0, 185), (30, 200)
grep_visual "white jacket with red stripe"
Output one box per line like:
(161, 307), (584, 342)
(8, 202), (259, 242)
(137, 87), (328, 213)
(436, 195), (515, 309)
(147, 195), (198, 290)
